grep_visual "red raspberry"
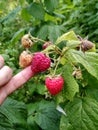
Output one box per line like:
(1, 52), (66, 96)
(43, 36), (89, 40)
(45, 76), (64, 95)
(31, 52), (51, 74)
(42, 41), (52, 49)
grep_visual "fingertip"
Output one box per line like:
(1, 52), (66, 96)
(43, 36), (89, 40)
(0, 55), (4, 68)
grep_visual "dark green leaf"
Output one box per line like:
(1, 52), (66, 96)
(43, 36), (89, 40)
(44, 0), (59, 12)
(37, 24), (63, 42)
(60, 97), (98, 130)
(27, 100), (61, 130)
(0, 98), (27, 128)
(27, 3), (45, 20)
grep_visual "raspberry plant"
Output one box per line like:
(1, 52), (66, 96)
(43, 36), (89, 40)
(1, 0), (98, 130)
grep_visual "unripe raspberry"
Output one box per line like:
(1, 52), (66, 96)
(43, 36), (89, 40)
(19, 51), (33, 68)
(31, 52), (51, 74)
(77, 35), (94, 52)
(42, 41), (53, 49)
(45, 76), (64, 95)
(21, 34), (33, 48)
(81, 39), (94, 52)
(72, 69), (82, 79)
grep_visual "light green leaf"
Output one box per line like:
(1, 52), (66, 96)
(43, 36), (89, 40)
(56, 31), (79, 45)
(63, 63), (79, 101)
(21, 8), (32, 21)
(71, 50), (98, 80)
(60, 57), (67, 65)
(60, 97), (98, 130)
(66, 40), (80, 49)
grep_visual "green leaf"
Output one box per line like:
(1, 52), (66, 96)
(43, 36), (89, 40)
(63, 63), (79, 101)
(27, 100), (61, 130)
(0, 112), (14, 130)
(66, 40), (80, 49)
(48, 25), (62, 42)
(56, 31), (79, 45)
(82, 70), (98, 101)
(10, 28), (26, 45)
(0, 98), (27, 128)
(27, 102), (39, 130)
(21, 8), (32, 21)
(60, 97), (98, 130)
(37, 25), (48, 40)
(44, 0), (59, 12)
(27, 3), (45, 20)
(1, 6), (21, 24)
(37, 24), (63, 42)
(36, 84), (47, 95)
(71, 50), (98, 80)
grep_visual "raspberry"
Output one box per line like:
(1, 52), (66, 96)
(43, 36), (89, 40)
(81, 39), (94, 52)
(77, 35), (94, 52)
(21, 34), (33, 48)
(19, 51), (33, 68)
(31, 52), (51, 74)
(45, 76), (64, 95)
(42, 41), (53, 49)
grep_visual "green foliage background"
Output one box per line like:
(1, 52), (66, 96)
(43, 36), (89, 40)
(1, 0), (98, 130)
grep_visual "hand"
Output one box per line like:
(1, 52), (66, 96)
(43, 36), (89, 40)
(0, 55), (34, 105)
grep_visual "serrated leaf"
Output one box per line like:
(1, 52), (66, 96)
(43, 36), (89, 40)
(56, 31), (79, 45)
(0, 112), (14, 130)
(44, 0), (59, 12)
(71, 50), (98, 80)
(37, 25), (48, 39)
(27, 3), (45, 20)
(27, 100), (61, 130)
(60, 97), (98, 130)
(82, 70), (98, 101)
(48, 25), (63, 42)
(63, 63), (79, 101)
(37, 24), (63, 42)
(0, 98), (27, 127)
(66, 40), (80, 49)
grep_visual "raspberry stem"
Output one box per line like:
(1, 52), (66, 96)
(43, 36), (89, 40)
(29, 32), (46, 43)
(53, 56), (61, 76)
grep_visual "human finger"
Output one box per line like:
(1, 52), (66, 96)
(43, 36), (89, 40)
(0, 66), (34, 105)
(0, 66), (13, 87)
(0, 55), (4, 69)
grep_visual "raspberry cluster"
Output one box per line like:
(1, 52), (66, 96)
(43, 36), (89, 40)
(19, 34), (64, 96)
